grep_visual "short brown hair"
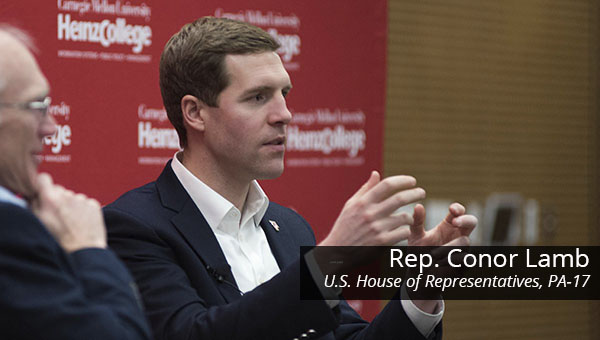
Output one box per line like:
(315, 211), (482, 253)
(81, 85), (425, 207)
(159, 17), (280, 147)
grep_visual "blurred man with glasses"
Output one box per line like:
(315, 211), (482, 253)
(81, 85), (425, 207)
(0, 25), (151, 340)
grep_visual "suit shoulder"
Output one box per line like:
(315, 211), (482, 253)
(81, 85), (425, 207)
(104, 181), (159, 213)
(103, 180), (176, 236)
(266, 201), (315, 238)
(266, 201), (306, 220)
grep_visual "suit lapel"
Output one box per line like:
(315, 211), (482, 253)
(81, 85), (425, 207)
(156, 163), (242, 303)
(260, 208), (298, 269)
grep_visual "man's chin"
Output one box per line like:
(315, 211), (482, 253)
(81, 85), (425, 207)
(0, 171), (38, 201)
(256, 164), (285, 180)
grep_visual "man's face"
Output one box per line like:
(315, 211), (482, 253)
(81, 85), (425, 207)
(201, 51), (292, 183)
(0, 33), (56, 198)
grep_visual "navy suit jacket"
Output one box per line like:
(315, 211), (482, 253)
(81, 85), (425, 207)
(104, 163), (442, 340)
(0, 202), (151, 340)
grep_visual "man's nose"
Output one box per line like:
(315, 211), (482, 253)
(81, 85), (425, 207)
(269, 94), (292, 125)
(39, 113), (57, 138)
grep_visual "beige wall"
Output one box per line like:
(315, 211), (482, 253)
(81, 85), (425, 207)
(385, 0), (598, 338)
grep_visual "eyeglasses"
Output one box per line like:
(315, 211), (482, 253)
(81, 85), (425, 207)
(0, 96), (51, 117)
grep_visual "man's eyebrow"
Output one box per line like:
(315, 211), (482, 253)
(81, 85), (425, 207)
(240, 86), (270, 97)
(239, 84), (293, 98)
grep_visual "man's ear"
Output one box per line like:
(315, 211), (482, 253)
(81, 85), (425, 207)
(181, 94), (208, 132)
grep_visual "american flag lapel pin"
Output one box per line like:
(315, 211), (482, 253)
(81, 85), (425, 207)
(269, 220), (280, 232)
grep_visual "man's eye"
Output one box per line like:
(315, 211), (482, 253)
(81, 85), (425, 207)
(252, 94), (265, 102)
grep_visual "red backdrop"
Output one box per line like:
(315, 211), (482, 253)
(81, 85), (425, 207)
(2, 0), (387, 319)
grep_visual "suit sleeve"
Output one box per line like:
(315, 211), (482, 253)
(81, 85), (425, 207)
(0, 204), (152, 340)
(291, 210), (442, 340)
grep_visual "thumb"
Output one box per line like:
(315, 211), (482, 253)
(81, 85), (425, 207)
(352, 171), (380, 199)
(31, 173), (52, 210)
(32, 173), (60, 212)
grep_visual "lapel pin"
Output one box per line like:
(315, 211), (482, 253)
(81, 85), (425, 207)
(269, 220), (280, 232)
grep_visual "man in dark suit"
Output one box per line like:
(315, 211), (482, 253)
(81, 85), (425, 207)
(0, 26), (152, 339)
(105, 17), (477, 340)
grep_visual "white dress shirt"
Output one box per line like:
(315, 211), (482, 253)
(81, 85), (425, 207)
(171, 153), (279, 293)
(0, 186), (27, 208)
(171, 152), (443, 336)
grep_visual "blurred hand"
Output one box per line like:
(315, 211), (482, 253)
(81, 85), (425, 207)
(32, 173), (107, 253)
(320, 171), (426, 247)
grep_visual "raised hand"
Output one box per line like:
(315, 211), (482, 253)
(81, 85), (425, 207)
(320, 171), (426, 247)
(32, 173), (107, 253)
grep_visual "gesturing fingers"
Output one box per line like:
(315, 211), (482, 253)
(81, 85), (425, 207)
(322, 173), (427, 248)
(451, 214), (478, 236)
(363, 175), (418, 204)
(409, 203), (427, 240)
(345, 171), (381, 207)
(362, 212), (414, 245)
(357, 171), (380, 197)
(356, 175), (425, 222)
(377, 187), (426, 216)
(444, 202), (465, 223)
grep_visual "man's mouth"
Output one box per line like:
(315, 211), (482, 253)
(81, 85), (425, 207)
(263, 136), (286, 146)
